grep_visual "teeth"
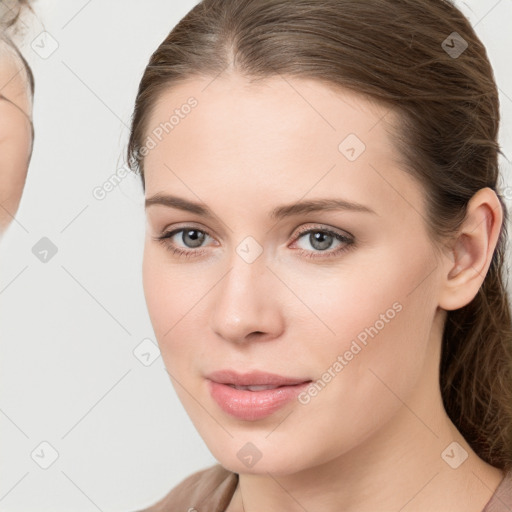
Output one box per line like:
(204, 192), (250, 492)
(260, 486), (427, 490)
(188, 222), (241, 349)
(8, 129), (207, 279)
(229, 384), (280, 391)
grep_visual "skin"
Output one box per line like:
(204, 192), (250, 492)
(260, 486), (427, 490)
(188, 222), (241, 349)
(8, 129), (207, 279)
(0, 37), (33, 234)
(142, 72), (505, 512)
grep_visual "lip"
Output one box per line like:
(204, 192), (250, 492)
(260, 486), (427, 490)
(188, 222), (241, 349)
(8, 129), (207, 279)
(206, 369), (312, 421)
(206, 369), (310, 387)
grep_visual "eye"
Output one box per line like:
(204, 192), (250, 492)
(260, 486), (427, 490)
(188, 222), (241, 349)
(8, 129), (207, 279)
(290, 225), (354, 259)
(154, 227), (213, 258)
(153, 224), (354, 260)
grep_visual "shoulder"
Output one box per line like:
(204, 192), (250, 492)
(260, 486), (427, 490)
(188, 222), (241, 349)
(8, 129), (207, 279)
(134, 464), (238, 512)
(483, 469), (512, 512)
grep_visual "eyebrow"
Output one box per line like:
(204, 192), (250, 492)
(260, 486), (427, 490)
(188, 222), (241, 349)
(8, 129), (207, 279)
(145, 194), (377, 220)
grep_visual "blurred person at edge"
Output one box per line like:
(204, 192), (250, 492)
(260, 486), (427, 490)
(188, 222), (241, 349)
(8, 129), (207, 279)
(0, 0), (34, 236)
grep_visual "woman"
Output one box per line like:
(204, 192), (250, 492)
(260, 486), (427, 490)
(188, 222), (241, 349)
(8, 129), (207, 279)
(0, 0), (34, 235)
(128, 0), (512, 510)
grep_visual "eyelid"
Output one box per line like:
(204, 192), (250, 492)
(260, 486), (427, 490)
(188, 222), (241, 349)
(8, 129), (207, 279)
(160, 221), (215, 239)
(159, 222), (352, 245)
(291, 223), (353, 241)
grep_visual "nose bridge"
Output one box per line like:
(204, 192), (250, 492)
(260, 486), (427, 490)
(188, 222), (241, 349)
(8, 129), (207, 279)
(210, 241), (281, 342)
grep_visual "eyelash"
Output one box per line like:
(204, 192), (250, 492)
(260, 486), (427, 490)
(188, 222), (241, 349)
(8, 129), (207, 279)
(153, 224), (354, 260)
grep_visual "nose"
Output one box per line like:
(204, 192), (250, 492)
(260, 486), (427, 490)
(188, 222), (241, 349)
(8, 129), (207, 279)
(209, 248), (285, 344)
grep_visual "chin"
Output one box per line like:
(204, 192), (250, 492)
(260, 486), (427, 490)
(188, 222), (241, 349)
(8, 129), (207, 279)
(205, 438), (309, 476)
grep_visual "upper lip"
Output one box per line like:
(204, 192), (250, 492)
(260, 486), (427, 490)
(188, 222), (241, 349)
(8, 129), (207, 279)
(206, 369), (311, 387)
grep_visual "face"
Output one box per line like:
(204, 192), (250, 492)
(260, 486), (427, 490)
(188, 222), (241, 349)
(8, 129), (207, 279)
(142, 72), (445, 475)
(0, 38), (33, 233)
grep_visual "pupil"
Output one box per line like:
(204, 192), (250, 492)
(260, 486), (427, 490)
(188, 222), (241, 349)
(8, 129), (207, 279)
(311, 231), (332, 251)
(184, 229), (205, 248)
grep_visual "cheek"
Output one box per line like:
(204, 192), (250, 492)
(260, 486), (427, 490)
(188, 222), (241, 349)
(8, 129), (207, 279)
(142, 244), (212, 365)
(142, 245), (164, 329)
(284, 256), (437, 460)
(142, 245), (182, 348)
(293, 241), (438, 389)
(305, 246), (436, 400)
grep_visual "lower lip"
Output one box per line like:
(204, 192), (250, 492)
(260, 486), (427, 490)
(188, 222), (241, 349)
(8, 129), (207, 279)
(207, 379), (311, 421)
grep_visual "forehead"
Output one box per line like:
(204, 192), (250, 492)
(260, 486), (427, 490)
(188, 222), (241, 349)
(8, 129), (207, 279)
(145, 73), (395, 157)
(142, 73), (422, 218)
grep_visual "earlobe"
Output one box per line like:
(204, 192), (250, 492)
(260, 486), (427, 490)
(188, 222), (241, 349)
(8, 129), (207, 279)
(438, 188), (503, 311)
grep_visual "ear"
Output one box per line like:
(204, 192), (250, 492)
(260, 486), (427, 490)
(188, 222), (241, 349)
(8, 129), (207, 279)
(438, 187), (503, 311)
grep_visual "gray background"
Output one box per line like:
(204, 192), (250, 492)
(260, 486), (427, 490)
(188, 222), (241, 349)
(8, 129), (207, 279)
(0, 1), (511, 510)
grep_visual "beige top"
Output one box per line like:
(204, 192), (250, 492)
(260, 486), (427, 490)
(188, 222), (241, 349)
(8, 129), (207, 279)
(135, 464), (512, 512)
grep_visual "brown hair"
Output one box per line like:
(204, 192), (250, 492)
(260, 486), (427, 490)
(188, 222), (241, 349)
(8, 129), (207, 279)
(127, 0), (512, 470)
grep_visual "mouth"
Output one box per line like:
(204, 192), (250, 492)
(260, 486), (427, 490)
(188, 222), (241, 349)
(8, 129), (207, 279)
(205, 369), (313, 421)
(206, 369), (311, 387)
(225, 383), (300, 391)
